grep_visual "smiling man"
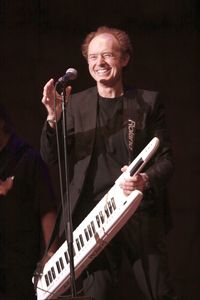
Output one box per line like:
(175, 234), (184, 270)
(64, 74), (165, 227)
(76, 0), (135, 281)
(86, 32), (129, 97)
(40, 26), (178, 300)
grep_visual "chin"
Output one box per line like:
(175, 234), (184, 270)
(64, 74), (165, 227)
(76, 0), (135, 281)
(99, 77), (111, 84)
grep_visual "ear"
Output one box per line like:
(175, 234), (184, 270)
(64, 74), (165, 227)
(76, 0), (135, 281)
(122, 54), (130, 67)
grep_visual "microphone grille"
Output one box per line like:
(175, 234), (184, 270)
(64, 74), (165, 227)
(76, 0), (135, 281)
(66, 68), (78, 80)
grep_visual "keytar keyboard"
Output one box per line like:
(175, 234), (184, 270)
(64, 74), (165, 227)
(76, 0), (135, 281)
(35, 137), (159, 300)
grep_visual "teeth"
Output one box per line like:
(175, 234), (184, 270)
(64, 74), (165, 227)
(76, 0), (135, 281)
(96, 69), (109, 74)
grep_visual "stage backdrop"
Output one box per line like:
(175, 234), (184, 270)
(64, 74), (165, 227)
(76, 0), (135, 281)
(0, 1), (199, 299)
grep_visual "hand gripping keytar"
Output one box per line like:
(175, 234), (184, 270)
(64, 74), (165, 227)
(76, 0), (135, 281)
(35, 137), (159, 300)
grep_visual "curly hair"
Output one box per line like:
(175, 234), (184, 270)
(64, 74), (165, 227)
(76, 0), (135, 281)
(81, 26), (133, 60)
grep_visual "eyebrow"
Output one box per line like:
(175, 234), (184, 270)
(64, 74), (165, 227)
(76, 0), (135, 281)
(88, 51), (118, 57)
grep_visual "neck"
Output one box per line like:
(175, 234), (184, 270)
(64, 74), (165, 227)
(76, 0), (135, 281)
(97, 81), (124, 99)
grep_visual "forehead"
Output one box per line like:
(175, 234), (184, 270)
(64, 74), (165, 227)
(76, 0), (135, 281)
(88, 33), (120, 54)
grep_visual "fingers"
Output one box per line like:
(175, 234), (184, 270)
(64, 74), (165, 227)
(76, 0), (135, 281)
(42, 79), (55, 105)
(0, 176), (14, 196)
(41, 79), (73, 125)
(119, 173), (146, 195)
(42, 80), (72, 106)
(121, 165), (128, 172)
(42, 79), (62, 120)
(119, 177), (137, 195)
(65, 85), (72, 99)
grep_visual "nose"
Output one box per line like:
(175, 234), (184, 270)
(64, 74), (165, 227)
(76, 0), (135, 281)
(96, 54), (105, 65)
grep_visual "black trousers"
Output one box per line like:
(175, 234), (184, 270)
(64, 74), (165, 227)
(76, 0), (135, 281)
(77, 211), (179, 300)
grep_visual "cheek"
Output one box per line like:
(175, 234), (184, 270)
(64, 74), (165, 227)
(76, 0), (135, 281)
(88, 63), (94, 73)
(88, 65), (96, 79)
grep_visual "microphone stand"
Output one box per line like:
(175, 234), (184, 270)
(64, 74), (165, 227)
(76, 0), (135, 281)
(58, 87), (94, 300)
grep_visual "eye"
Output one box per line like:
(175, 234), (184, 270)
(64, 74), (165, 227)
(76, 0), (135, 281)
(103, 53), (113, 58)
(88, 55), (97, 61)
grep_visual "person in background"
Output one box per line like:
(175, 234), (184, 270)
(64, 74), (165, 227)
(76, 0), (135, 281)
(40, 26), (179, 300)
(0, 103), (57, 300)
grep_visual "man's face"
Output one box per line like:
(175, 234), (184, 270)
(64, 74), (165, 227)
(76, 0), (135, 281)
(87, 33), (129, 87)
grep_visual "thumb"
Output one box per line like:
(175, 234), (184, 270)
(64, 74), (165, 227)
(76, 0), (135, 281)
(121, 165), (128, 173)
(65, 85), (72, 101)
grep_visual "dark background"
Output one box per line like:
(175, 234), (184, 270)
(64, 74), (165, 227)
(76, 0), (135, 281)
(0, 1), (200, 299)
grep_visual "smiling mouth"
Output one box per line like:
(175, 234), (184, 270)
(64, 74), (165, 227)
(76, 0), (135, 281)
(96, 68), (110, 75)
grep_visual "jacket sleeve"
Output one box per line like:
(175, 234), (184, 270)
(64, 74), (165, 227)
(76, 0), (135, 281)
(40, 121), (61, 165)
(144, 93), (174, 195)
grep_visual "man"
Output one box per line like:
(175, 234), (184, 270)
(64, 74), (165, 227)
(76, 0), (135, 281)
(0, 103), (57, 300)
(40, 26), (178, 300)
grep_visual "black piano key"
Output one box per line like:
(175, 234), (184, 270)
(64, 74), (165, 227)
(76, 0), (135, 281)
(76, 238), (81, 251)
(79, 234), (84, 247)
(64, 251), (69, 264)
(90, 221), (96, 234)
(56, 261), (61, 273)
(87, 224), (93, 237)
(104, 205), (110, 217)
(84, 228), (89, 241)
(59, 257), (64, 270)
(48, 270), (53, 283)
(96, 215), (101, 227)
(111, 197), (116, 210)
(51, 267), (56, 279)
(99, 211), (104, 223)
(45, 274), (50, 287)
(108, 201), (113, 213)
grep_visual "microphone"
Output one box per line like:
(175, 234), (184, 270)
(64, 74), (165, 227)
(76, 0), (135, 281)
(55, 68), (78, 94)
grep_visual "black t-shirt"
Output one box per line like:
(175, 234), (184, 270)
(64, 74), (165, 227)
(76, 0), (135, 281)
(73, 95), (129, 228)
